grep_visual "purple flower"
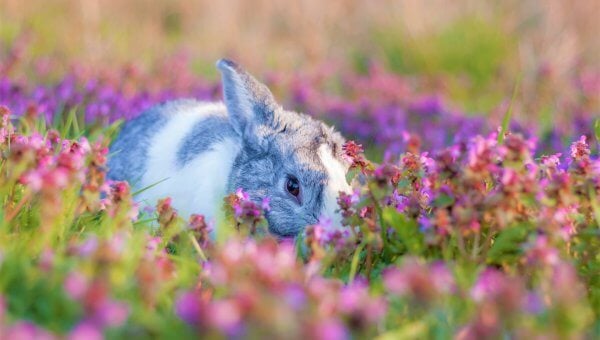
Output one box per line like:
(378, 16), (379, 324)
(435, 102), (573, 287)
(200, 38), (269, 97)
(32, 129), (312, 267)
(283, 284), (307, 310)
(261, 197), (271, 211)
(523, 292), (545, 315)
(95, 300), (129, 327)
(77, 236), (99, 257)
(175, 291), (202, 325)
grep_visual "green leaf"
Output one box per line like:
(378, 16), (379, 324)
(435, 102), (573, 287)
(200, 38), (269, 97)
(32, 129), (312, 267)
(382, 207), (424, 255)
(433, 194), (454, 208)
(487, 224), (530, 264)
(348, 242), (366, 283)
(375, 320), (427, 340)
(594, 119), (600, 144)
(132, 177), (170, 196)
(590, 188), (600, 228)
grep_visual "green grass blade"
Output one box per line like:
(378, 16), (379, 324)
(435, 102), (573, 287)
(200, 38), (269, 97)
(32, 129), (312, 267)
(498, 75), (521, 144)
(131, 177), (170, 197)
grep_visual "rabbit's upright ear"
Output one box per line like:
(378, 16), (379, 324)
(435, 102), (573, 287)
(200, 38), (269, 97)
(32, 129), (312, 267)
(217, 59), (278, 140)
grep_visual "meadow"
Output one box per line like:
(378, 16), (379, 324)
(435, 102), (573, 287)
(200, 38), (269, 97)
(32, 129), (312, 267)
(1, 1), (599, 339)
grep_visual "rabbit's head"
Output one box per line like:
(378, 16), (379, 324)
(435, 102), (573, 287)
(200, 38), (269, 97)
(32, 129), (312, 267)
(218, 59), (352, 238)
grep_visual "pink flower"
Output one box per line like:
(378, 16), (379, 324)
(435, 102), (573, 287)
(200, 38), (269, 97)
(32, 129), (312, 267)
(430, 262), (455, 294)
(235, 188), (249, 201)
(208, 300), (242, 334)
(523, 292), (545, 314)
(342, 140), (368, 170)
(261, 197), (271, 211)
(95, 300), (129, 327)
(283, 284), (307, 310)
(145, 236), (162, 254)
(541, 153), (562, 169)
(231, 189), (266, 225)
(20, 170), (43, 191)
(20, 167), (70, 192)
(470, 269), (504, 302)
(38, 248), (55, 272)
(525, 235), (560, 266)
(4, 322), (56, 340)
(0, 295), (5, 324)
(313, 318), (348, 340)
(68, 322), (103, 340)
(570, 135), (590, 161)
(337, 280), (387, 324)
(78, 236), (99, 257)
(338, 281), (368, 313)
(383, 260), (455, 303)
(64, 272), (89, 300)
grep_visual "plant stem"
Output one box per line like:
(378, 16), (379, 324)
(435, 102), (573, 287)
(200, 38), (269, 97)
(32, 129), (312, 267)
(349, 242), (365, 283)
(188, 232), (208, 262)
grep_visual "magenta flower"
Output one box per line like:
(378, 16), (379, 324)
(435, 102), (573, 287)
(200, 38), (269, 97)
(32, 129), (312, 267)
(261, 197), (271, 211)
(64, 272), (89, 301)
(283, 284), (307, 310)
(570, 135), (590, 161)
(312, 318), (348, 340)
(207, 300), (242, 334)
(68, 322), (103, 340)
(175, 292), (202, 324)
(524, 235), (559, 267)
(175, 291), (203, 325)
(77, 236), (99, 257)
(4, 322), (55, 340)
(541, 153), (562, 169)
(0, 295), (5, 324)
(523, 292), (545, 315)
(470, 269), (505, 302)
(235, 188), (249, 201)
(95, 300), (129, 328)
(383, 260), (455, 303)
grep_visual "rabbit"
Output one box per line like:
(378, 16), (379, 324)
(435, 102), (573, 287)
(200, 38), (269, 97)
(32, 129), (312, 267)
(108, 59), (352, 237)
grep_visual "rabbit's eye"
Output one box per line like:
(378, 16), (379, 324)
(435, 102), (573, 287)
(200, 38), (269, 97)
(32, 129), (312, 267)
(286, 177), (300, 197)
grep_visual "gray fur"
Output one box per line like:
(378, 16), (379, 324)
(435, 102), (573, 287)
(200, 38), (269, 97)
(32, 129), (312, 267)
(108, 103), (169, 184)
(218, 59), (347, 237)
(176, 115), (237, 166)
(108, 59), (349, 238)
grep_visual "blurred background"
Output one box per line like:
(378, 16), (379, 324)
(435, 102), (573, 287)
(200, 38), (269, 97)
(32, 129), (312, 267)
(1, 0), (598, 127)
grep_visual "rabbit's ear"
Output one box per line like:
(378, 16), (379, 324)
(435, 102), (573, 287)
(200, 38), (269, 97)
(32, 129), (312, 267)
(217, 59), (277, 139)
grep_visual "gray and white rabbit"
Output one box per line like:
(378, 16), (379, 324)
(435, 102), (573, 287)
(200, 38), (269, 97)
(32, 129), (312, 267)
(108, 59), (352, 237)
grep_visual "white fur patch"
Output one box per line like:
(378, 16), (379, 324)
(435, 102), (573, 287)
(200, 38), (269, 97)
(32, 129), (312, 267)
(137, 102), (240, 222)
(318, 144), (352, 228)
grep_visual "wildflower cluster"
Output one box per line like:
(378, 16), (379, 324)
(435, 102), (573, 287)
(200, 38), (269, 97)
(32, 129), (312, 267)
(2, 56), (597, 157)
(0, 56), (599, 339)
(175, 238), (385, 339)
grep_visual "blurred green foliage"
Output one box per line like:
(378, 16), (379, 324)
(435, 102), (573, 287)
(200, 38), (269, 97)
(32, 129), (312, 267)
(375, 17), (515, 112)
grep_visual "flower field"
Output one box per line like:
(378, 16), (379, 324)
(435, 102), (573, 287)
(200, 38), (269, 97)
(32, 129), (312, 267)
(1, 1), (600, 337)
(0, 52), (599, 339)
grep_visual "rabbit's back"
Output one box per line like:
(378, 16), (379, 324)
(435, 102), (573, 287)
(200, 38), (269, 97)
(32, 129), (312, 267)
(108, 99), (242, 219)
(107, 102), (169, 184)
